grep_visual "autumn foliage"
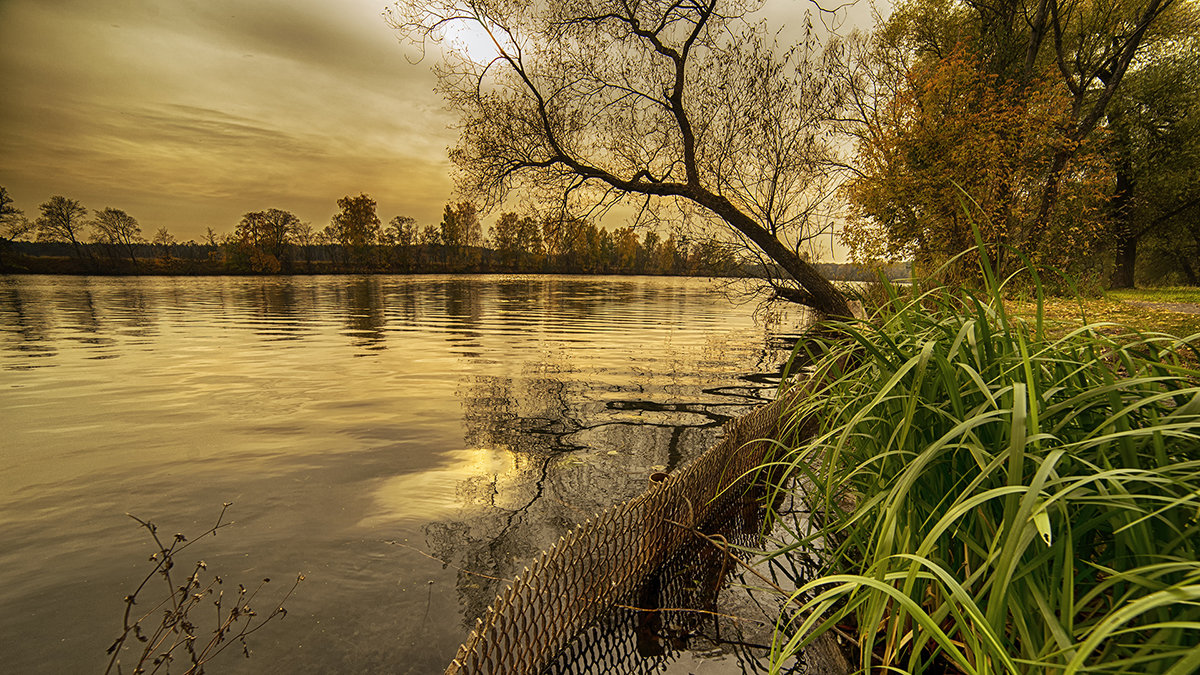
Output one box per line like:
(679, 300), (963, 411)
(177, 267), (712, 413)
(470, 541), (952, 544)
(843, 46), (1111, 283)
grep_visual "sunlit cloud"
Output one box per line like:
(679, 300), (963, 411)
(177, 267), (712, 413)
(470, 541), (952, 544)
(0, 0), (457, 239)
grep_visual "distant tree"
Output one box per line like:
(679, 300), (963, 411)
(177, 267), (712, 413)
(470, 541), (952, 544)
(414, 223), (439, 267)
(490, 212), (516, 252)
(383, 215), (419, 269)
(595, 226), (615, 272)
(318, 224), (341, 266)
(540, 214), (596, 272)
(292, 221), (315, 246)
(330, 194), (381, 266)
(689, 237), (738, 275)
(386, 215), (419, 247)
(199, 228), (225, 267)
(514, 214), (543, 262)
(1, 188), (31, 242)
(152, 227), (175, 245)
(657, 234), (681, 274)
(151, 227), (176, 257)
(541, 216), (563, 266)
(35, 195), (89, 260)
(550, 216), (579, 271)
(316, 226), (335, 247)
(90, 207), (144, 266)
(292, 221), (317, 272)
(440, 202), (482, 265)
(492, 212), (544, 270)
(0, 187), (29, 239)
(639, 231), (660, 274)
(235, 208), (300, 273)
(612, 227), (639, 272)
(491, 212), (521, 266)
(419, 224), (442, 247)
(567, 219), (604, 272)
(388, 0), (852, 315)
(0, 187), (32, 269)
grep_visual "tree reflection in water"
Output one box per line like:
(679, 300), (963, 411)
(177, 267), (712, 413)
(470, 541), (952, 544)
(424, 308), (810, 670)
(0, 274), (816, 673)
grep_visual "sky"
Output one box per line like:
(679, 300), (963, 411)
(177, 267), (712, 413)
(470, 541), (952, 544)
(0, 0), (881, 246)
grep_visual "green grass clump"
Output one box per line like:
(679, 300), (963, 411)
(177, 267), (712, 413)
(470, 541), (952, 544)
(764, 257), (1200, 674)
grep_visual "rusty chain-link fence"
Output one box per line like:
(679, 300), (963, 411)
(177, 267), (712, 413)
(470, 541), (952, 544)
(445, 391), (801, 674)
(541, 477), (785, 675)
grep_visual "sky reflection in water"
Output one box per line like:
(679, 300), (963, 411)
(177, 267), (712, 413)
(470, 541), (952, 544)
(0, 274), (809, 673)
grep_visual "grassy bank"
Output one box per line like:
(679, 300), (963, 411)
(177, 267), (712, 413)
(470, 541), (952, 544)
(1107, 287), (1200, 305)
(1007, 287), (1200, 338)
(763, 268), (1200, 673)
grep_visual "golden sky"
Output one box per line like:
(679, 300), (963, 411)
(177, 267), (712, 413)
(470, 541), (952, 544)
(0, 0), (881, 245)
(1, 0), (456, 240)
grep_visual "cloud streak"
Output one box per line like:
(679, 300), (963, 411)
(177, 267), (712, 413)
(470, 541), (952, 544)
(0, 0), (455, 238)
(0, 0), (883, 247)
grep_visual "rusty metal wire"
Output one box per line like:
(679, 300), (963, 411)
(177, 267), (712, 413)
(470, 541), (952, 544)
(542, 484), (776, 675)
(445, 393), (796, 675)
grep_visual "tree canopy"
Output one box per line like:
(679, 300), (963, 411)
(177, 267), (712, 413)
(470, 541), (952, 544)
(90, 207), (144, 266)
(388, 0), (853, 315)
(232, 208), (301, 273)
(35, 195), (89, 260)
(330, 194), (382, 265)
(0, 187), (31, 243)
(1107, 34), (1200, 286)
(835, 0), (1190, 285)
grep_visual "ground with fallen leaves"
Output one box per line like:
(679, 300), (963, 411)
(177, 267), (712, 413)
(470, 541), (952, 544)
(1008, 287), (1200, 337)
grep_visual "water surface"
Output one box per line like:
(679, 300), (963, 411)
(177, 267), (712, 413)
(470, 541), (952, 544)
(0, 274), (808, 673)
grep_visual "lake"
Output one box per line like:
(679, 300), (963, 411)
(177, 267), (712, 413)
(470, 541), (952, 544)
(0, 274), (811, 673)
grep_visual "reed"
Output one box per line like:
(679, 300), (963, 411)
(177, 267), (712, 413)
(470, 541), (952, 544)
(763, 244), (1200, 673)
(103, 504), (303, 675)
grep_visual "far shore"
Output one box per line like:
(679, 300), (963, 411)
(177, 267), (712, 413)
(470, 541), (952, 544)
(0, 241), (910, 282)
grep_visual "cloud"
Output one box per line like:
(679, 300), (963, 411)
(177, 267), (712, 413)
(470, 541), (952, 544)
(0, 0), (457, 239)
(0, 0), (883, 246)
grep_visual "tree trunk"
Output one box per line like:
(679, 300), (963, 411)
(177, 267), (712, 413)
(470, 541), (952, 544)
(1109, 163), (1137, 289)
(1177, 254), (1198, 286)
(1183, 230), (1200, 285)
(1026, 148), (1070, 259)
(697, 191), (853, 318)
(1110, 233), (1137, 289)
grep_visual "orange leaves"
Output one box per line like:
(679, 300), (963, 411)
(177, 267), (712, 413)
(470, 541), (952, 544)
(843, 44), (1111, 282)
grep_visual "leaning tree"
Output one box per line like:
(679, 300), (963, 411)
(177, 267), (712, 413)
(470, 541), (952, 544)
(387, 0), (853, 316)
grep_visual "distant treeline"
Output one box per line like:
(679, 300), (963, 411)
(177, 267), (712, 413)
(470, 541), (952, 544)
(2, 237), (907, 279)
(2, 237), (729, 276)
(1, 189), (909, 281)
(2, 239), (910, 282)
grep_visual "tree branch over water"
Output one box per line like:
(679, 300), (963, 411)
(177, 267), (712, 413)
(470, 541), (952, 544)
(386, 0), (853, 317)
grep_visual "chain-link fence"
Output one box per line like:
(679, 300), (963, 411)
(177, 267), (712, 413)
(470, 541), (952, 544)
(445, 391), (800, 674)
(541, 478), (782, 675)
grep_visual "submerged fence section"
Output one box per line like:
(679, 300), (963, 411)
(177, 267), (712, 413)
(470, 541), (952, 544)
(445, 391), (797, 674)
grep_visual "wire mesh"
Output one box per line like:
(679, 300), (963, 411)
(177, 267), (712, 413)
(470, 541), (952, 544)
(445, 392), (800, 675)
(541, 479), (781, 675)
